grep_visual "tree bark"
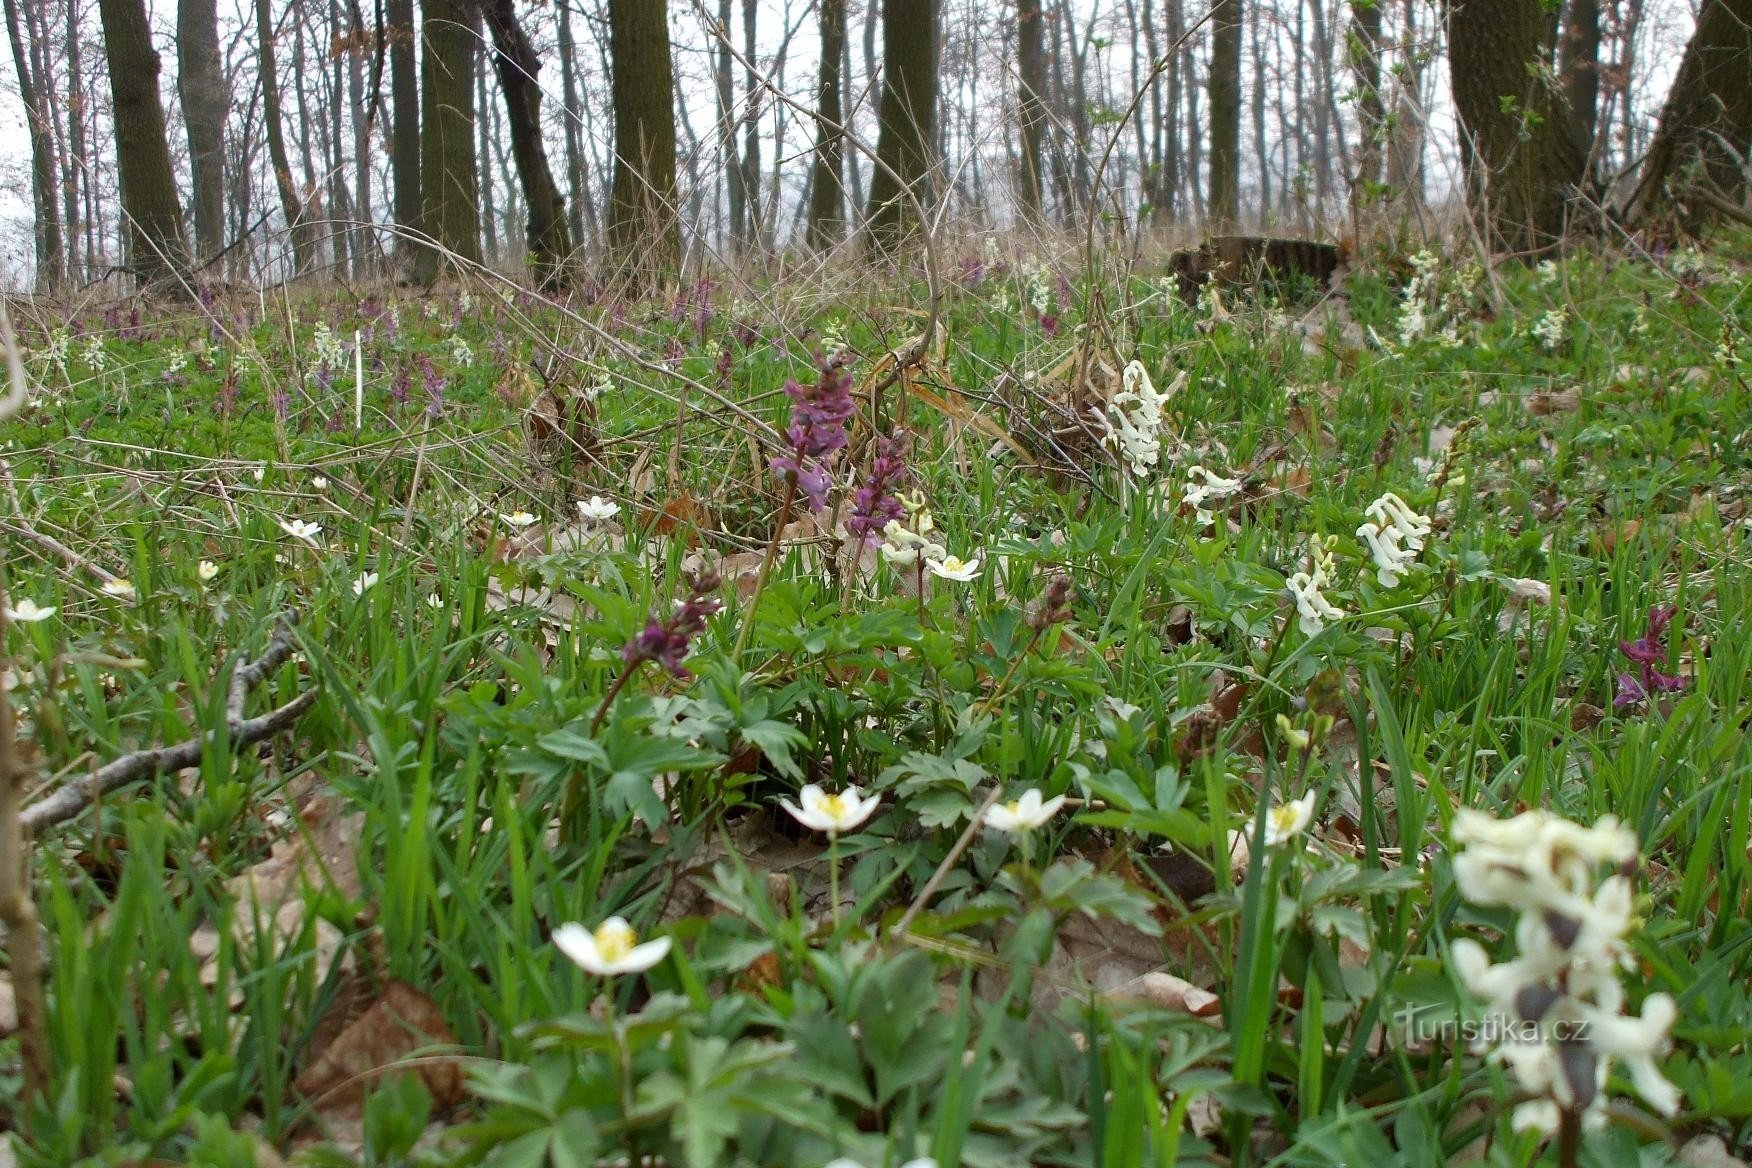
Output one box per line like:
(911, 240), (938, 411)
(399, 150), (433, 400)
(176, 0), (224, 267)
(413, 0), (482, 282)
(1449, 0), (1588, 254)
(807, 0), (847, 249)
(96, 0), (188, 292)
(388, 0), (421, 261)
(1349, 0), (1384, 206)
(476, 45), (497, 262)
(1626, 0), (1752, 221)
(481, 0), (574, 288)
(864, 0), (939, 253)
(738, 0), (761, 251)
(1016, 0), (1047, 219)
(4, 0), (61, 287)
(256, 0), (313, 274)
(607, 0), (679, 281)
(1207, 0), (1242, 228)
(1560, 0), (1602, 175)
(557, 0), (590, 245)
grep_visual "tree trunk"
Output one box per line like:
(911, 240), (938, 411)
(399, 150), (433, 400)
(1349, 0), (1384, 207)
(557, 0), (590, 245)
(738, 0), (761, 252)
(1016, 0), (1046, 219)
(388, 0), (420, 261)
(864, 0), (939, 252)
(1207, 0), (1241, 228)
(348, 0), (373, 274)
(807, 0), (847, 249)
(481, 0), (574, 288)
(256, 0), (312, 274)
(176, 0), (224, 267)
(413, 0), (482, 282)
(1626, 0), (1752, 221)
(1250, 4), (1269, 217)
(607, 0), (679, 281)
(96, 0), (188, 292)
(1449, 0), (1588, 254)
(476, 47), (497, 262)
(4, 0), (60, 288)
(1560, 0), (1602, 175)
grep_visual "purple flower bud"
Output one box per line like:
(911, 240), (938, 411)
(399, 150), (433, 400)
(847, 434), (911, 545)
(771, 355), (856, 512)
(621, 570), (724, 679)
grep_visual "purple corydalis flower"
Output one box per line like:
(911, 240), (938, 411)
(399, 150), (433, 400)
(1614, 604), (1687, 708)
(770, 353), (855, 511)
(621, 570), (723, 679)
(419, 355), (446, 418)
(847, 433), (910, 545)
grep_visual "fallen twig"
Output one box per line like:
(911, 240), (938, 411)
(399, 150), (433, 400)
(20, 614), (317, 833)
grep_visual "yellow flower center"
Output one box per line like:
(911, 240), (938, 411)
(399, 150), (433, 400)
(1005, 800), (1023, 816)
(818, 793), (848, 822)
(1270, 804), (1301, 834)
(594, 921), (637, 964)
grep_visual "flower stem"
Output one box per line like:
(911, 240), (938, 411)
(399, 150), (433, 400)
(828, 833), (841, 933)
(732, 477), (798, 664)
(1557, 1105), (1580, 1168)
(589, 662), (640, 734)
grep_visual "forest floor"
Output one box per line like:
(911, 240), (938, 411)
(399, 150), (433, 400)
(0, 232), (1749, 1167)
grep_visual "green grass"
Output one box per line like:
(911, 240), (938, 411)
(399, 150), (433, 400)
(0, 235), (1748, 1166)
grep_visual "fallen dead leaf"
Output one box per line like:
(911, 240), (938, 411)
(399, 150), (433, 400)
(295, 979), (465, 1112)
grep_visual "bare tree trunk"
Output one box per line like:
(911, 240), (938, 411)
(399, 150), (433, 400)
(715, 0), (742, 250)
(291, 6), (326, 269)
(4, 0), (61, 287)
(1016, 0), (1046, 219)
(807, 0), (847, 249)
(1560, 0), (1602, 177)
(607, 0), (679, 281)
(1208, 0), (1241, 227)
(1250, 3), (1268, 220)
(256, 0), (312, 274)
(864, 0), (939, 252)
(348, 0), (373, 274)
(1349, 0), (1384, 211)
(414, 0), (482, 282)
(329, 0), (353, 275)
(1449, 0), (1588, 253)
(388, 0), (420, 262)
(1386, 0), (1427, 203)
(557, 0), (590, 246)
(1625, 0), (1751, 221)
(481, 0), (574, 287)
(177, 0), (225, 267)
(477, 47), (497, 263)
(97, 0), (189, 291)
(739, 0), (761, 252)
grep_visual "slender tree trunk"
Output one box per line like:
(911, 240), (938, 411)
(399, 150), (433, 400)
(864, 0), (939, 252)
(1625, 0), (1752, 221)
(97, 0), (189, 291)
(1016, 0), (1046, 219)
(477, 48), (497, 262)
(1349, 0), (1384, 209)
(557, 0), (589, 245)
(4, 0), (61, 287)
(481, 0), (574, 287)
(607, 0), (679, 281)
(329, 0), (352, 275)
(177, 0), (225, 267)
(1208, 0), (1241, 227)
(388, 0), (420, 261)
(1250, 4), (1269, 219)
(1449, 0), (1589, 253)
(291, 6), (325, 268)
(1560, 0), (1602, 177)
(414, 0), (482, 282)
(739, 0), (761, 251)
(716, 0), (744, 250)
(256, 0), (312, 274)
(348, 0), (373, 274)
(807, 0), (847, 249)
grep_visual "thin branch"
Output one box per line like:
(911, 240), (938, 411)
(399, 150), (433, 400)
(21, 615), (317, 834)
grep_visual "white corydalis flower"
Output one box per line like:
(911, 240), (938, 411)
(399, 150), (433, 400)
(1263, 790), (1317, 847)
(781, 784), (881, 837)
(984, 788), (1068, 834)
(1183, 465), (1242, 528)
(577, 495), (620, 522)
(1286, 570), (1342, 636)
(553, 917), (671, 976)
(5, 598), (55, 622)
(927, 554), (981, 582)
(1448, 809), (1681, 1132)
(879, 520), (944, 567)
(1102, 361), (1178, 478)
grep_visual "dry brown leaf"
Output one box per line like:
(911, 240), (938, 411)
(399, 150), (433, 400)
(1135, 971), (1222, 1018)
(1525, 386), (1581, 415)
(294, 980), (465, 1112)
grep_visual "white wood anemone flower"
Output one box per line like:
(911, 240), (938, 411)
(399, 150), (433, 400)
(577, 496), (621, 521)
(553, 917), (672, 977)
(499, 510), (539, 528)
(984, 789), (1068, 834)
(197, 560), (220, 582)
(1263, 790), (1317, 847)
(5, 598), (55, 622)
(101, 578), (137, 601)
(781, 784), (881, 837)
(927, 555), (981, 582)
(352, 572), (380, 597)
(278, 517), (323, 544)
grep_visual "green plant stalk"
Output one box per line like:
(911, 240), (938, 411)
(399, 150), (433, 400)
(732, 477), (799, 663)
